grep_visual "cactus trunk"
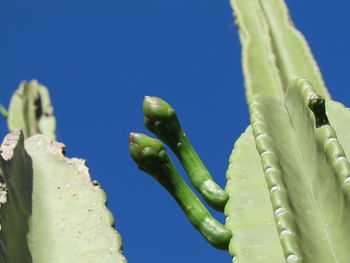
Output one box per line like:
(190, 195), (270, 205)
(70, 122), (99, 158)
(225, 0), (350, 262)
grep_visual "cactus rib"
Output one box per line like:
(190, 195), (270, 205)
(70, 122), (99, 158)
(225, 0), (350, 261)
(143, 96), (229, 211)
(258, 0), (328, 97)
(322, 100), (350, 196)
(230, 0), (329, 104)
(252, 77), (350, 262)
(225, 125), (285, 262)
(249, 96), (302, 261)
(129, 132), (232, 249)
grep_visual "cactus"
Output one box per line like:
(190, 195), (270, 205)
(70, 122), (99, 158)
(129, 0), (350, 262)
(1, 0), (349, 262)
(7, 80), (56, 140)
(143, 96), (229, 212)
(129, 132), (232, 250)
(0, 82), (127, 262)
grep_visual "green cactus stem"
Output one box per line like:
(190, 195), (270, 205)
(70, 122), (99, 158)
(225, 0), (350, 260)
(7, 80), (56, 139)
(231, 0), (329, 104)
(0, 129), (127, 263)
(0, 104), (8, 118)
(129, 132), (232, 249)
(226, 76), (350, 262)
(225, 125), (286, 262)
(143, 96), (229, 212)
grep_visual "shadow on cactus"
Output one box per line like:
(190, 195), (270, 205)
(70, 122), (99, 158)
(128, 0), (350, 262)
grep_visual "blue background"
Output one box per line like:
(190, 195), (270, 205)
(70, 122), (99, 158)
(0, 1), (349, 262)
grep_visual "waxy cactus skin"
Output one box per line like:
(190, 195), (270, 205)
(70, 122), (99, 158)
(128, 0), (350, 262)
(0, 82), (127, 263)
(129, 132), (232, 250)
(143, 96), (229, 212)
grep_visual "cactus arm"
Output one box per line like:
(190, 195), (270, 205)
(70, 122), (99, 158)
(0, 130), (127, 263)
(35, 85), (56, 139)
(230, 0), (284, 102)
(129, 133), (232, 249)
(0, 103), (8, 118)
(231, 0), (329, 103)
(143, 96), (229, 211)
(7, 80), (56, 139)
(258, 0), (328, 97)
(251, 78), (350, 262)
(225, 78), (350, 262)
(225, 126), (285, 262)
(25, 134), (126, 262)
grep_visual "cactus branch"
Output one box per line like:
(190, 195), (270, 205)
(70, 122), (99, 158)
(143, 96), (229, 211)
(129, 133), (232, 249)
(231, 0), (329, 104)
(0, 129), (127, 262)
(7, 80), (56, 139)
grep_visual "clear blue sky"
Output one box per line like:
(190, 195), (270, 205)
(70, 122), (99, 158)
(0, 1), (349, 262)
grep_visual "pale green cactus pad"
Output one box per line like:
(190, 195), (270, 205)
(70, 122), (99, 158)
(0, 130), (126, 263)
(230, 0), (329, 102)
(225, 0), (350, 262)
(225, 126), (285, 262)
(325, 100), (350, 159)
(7, 80), (56, 140)
(225, 79), (350, 263)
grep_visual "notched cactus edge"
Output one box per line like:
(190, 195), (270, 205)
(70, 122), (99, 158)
(0, 129), (127, 263)
(0, 79), (127, 262)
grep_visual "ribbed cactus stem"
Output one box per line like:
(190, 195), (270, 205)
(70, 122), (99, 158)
(247, 77), (350, 262)
(0, 129), (127, 263)
(7, 80), (56, 139)
(143, 96), (229, 212)
(129, 132), (232, 249)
